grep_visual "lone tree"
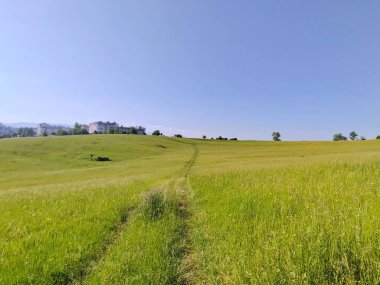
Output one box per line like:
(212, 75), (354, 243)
(349, 131), (358, 140)
(152, 130), (161, 136)
(202, 135), (206, 139)
(272, 132), (281, 141)
(333, 133), (347, 141)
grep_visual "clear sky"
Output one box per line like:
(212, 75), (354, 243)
(1, 1), (379, 140)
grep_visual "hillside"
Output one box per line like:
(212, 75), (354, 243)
(0, 135), (379, 284)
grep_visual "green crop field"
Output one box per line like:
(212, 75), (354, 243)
(0, 135), (379, 284)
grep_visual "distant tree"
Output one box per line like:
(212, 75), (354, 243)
(72, 122), (81, 135)
(272, 132), (281, 141)
(71, 123), (89, 135)
(80, 128), (89, 135)
(333, 133), (347, 141)
(376, 135), (380, 139)
(57, 129), (69, 136)
(129, 127), (138, 134)
(202, 135), (206, 139)
(349, 131), (358, 140)
(152, 130), (161, 136)
(230, 138), (238, 140)
(137, 126), (147, 135)
(17, 127), (35, 137)
(42, 131), (48, 137)
(217, 136), (223, 140)
(174, 134), (182, 138)
(211, 137), (214, 140)
(360, 136), (366, 140)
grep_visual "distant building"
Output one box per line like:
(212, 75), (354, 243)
(0, 123), (14, 137)
(89, 121), (119, 134)
(36, 123), (70, 136)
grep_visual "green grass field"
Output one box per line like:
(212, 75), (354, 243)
(0, 135), (379, 284)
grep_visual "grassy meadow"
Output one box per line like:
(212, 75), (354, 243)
(188, 140), (380, 284)
(0, 135), (379, 284)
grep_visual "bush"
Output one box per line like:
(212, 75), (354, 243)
(95, 156), (111, 161)
(333, 133), (348, 141)
(174, 134), (182, 138)
(376, 136), (380, 139)
(230, 138), (238, 140)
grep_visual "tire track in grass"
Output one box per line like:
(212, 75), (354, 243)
(168, 139), (198, 285)
(67, 206), (138, 285)
(72, 139), (198, 285)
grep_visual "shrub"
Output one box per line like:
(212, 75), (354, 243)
(95, 156), (111, 161)
(333, 133), (348, 141)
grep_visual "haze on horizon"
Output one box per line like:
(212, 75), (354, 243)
(1, 1), (379, 140)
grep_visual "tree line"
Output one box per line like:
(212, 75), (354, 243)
(333, 131), (368, 141)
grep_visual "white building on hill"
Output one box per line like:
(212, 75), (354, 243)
(36, 123), (70, 136)
(0, 123), (14, 137)
(89, 121), (119, 134)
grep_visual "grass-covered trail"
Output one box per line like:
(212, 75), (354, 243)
(0, 135), (194, 284)
(1, 135), (379, 284)
(80, 139), (198, 285)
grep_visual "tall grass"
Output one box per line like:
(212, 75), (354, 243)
(188, 142), (380, 284)
(83, 143), (197, 285)
(0, 135), (193, 284)
(1, 136), (379, 284)
(82, 184), (183, 284)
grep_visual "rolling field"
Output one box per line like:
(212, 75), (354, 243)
(0, 135), (379, 284)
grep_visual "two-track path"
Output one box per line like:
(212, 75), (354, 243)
(70, 138), (198, 285)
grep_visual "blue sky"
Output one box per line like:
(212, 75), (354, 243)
(1, 1), (379, 140)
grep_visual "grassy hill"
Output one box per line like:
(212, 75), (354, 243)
(0, 135), (379, 284)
